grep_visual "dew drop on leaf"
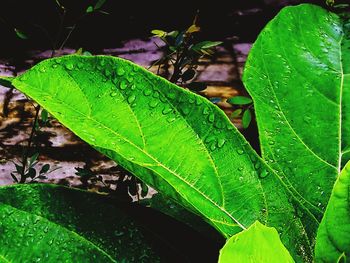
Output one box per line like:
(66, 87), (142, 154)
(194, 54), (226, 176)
(258, 169), (269, 179)
(208, 113), (215, 123)
(116, 67), (125, 76)
(65, 63), (74, 71)
(217, 138), (225, 148)
(120, 80), (128, 90)
(149, 100), (158, 108)
(143, 88), (152, 96)
(236, 149), (244, 155)
(127, 94), (136, 104)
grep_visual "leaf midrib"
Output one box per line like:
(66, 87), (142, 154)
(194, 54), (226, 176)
(337, 33), (344, 173)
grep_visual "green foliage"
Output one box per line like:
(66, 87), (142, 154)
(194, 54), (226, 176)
(1, 3), (349, 262)
(150, 20), (221, 85)
(0, 184), (161, 262)
(218, 221), (294, 263)
(315, 161), (350, 262)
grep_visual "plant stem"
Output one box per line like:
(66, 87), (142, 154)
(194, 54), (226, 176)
(19, 105), (40, 183)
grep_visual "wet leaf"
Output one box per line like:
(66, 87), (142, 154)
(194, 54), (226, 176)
(315, 161), (350, 262)
(6, 55), (311, 260)
(227, 96), (252, 105)
(219, 221), (294, 263)
(243, 3), (350, 246)
(0, 184), (162, 262)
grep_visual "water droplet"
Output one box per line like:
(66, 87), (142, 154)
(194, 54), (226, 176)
(205, 136), (216, 143)
(110, 92), (118, 97)
(114, 230), (124, 237)
(203, 107), (210, 115)
(208, 113), (215, 123)
(195, 97), (203, 105)
(162, 106), (172, 115)
(52, 64), (58, 69)
(65, 63), (74, 71)
(217, 138), (225, 148)
(149, 100), (158, 108)
(210, 142), (217, 151)
(127, 94), (136, 104)
(143, 88), (152, 96)
(238, 167), (244, 171)
(268, 140), (275, 145)
(167, 92), (176, 99)
(182, 107), (190, 115)
(236, 149), (244, 155)
(254, 162), (261, 169)
(259, 169), (269, 179)
(39, 67), (46, 73)
(153, 91), (160, 98)
(120, 80), (128, 90)
(116, 67), (125, 76)
(167, 116), (176, 123)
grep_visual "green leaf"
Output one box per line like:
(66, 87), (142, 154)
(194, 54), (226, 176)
(242, 109), (252, 129)
(227, 96), (252, 105)
(26, 167), (36, 178)
(39, 163), (50, 174)
(14, 163), (22, 174)
(231, 109), (242, 119)
(181, 69), (196, 81)
(6, 55), (312, 261)
(41, 109), (49, 123)
(0, 76), (15, 88)
(0, 184), (162, 262)
(94, 0), (107, 10)
(151, 29), (167, 38)
(315, 161), (350, 262)
(219, 221), (294, 263)
(186, 82), (207, 91)
(243, 2), (350, 248)
(86, 6), (94, 13)
(14, 28), (28, 40)
(192, 41), (222, 51)
(29, 152), (39, 167)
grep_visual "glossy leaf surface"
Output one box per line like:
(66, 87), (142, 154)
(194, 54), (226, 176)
(243, 3), (350, 250)
(218, 221), (294, 263)
(315, 161), (350, 262)
(0, 184), (160, 262)
(4, 55), (310, 260)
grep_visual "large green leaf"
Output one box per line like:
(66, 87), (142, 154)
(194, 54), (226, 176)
(3, 55), (311, 261)
(0, 184), (162, 262)
(315, 161), (350, 262)
(243, 2), (350, 248)
(218, 221), (294, 263)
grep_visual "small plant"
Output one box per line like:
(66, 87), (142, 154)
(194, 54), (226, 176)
(151, 14), (221, 90)
(226, 95), (253, 128)
(2, 0), (108, 183)
(0, 3), (349, 262)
